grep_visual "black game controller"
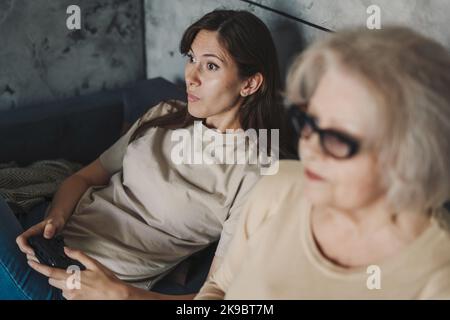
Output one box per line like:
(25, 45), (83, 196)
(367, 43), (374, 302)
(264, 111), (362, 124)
(28, 234), (86, 270)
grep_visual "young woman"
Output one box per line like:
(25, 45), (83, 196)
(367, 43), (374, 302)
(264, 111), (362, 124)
(0, 9), (293, 299)
(196, 26), (450, 299)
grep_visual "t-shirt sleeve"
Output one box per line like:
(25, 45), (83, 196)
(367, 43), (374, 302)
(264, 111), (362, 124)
(99, 118), (141, 174)
(214, 168), (260, 258)
(99, 101), (172, 174)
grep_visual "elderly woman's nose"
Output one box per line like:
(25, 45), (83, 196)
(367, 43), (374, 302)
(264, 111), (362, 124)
(300, 134), (323, 161)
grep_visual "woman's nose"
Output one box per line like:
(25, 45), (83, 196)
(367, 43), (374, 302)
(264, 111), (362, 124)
(186, 64), (201, 88)
(299, 133), (323, 161)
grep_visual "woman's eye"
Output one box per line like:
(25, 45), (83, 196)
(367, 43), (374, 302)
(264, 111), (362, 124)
(207, 63), (219, 71)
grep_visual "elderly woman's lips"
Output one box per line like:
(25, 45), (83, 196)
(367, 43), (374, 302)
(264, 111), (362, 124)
(187, 93), (200, 102)
(304, 168), (325, 181)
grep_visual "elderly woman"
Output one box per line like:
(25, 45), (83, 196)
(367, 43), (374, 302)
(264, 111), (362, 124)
(196, 26), (450, 299)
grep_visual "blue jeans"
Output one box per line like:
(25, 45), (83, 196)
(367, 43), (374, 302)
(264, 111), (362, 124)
(0, 198), (63, 300)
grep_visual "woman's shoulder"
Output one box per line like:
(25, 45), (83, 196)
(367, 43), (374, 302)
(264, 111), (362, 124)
(140, 100), (186, 122)
(244, 160), (305, 212)
(254, 160), (304, 196)
(240, 160), (305, 236)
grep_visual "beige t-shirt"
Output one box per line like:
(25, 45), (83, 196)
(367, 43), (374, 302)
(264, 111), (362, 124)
(61, 101), (261, 288)
(196, 160), (450, 299)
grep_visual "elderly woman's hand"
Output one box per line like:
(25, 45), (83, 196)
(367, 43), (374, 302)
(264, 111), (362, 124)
(27, 247), (129, 300)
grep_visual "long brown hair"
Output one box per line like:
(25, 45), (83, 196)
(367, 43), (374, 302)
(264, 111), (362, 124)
(129, 9), (295, 158)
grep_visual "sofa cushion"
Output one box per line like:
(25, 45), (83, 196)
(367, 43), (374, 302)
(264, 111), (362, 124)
(0, 90), (124, 166)
(0, 77), (187, 166)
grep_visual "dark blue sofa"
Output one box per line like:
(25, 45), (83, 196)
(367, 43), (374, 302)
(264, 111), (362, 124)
(0, 77), (215, 294)
(0, 77), (186, 165)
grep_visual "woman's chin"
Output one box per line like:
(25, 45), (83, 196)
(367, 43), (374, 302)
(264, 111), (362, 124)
(187, 103), (206, 118)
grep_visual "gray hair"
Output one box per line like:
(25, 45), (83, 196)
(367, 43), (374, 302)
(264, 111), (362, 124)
(286, 26), (450, 214)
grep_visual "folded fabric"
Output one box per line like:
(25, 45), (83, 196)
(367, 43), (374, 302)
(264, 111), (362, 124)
(0, 159), (82, 215)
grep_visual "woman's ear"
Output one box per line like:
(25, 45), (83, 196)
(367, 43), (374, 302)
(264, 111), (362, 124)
(240, 72), (264, 97)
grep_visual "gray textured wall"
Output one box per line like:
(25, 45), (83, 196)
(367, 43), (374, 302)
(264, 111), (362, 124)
(0, 0), (145, 111)
(2, 0), (448, 110)
(144, 0), (450, 84)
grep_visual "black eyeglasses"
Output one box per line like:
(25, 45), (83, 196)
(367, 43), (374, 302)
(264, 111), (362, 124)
(291, 105), (360, 159)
